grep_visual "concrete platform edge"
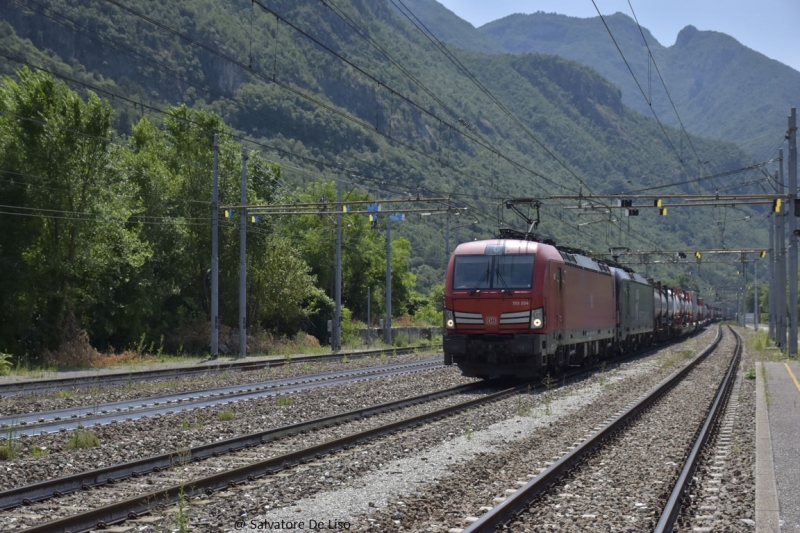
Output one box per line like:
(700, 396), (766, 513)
(756, 361), (781, 532)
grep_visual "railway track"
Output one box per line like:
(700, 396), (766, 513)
(458, 325), (740, 533)
(0, 345), (436, 397)
(3, 380), (523, 532)
(1, 358), (441, 438)
(0, 328), (722, 532)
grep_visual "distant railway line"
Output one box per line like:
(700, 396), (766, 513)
(0, 358), (441, 438)
(0, 345), (437, 397)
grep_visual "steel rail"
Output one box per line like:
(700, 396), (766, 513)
(0, 381), (487, 512)
(653, 326), (742, 532)
(18, 382), (527, 533)
(1, 359), (441, 436)
(463, 325), (725, 533)
(0, 345), (439, 397)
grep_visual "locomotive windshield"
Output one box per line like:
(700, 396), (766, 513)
(453, 254), (534, 290)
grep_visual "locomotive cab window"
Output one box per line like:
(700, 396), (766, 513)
(496, 255), (534, 289)
(453, 256), (491, 289)
(453, 254), (535, 290)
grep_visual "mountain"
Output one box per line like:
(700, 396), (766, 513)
(388, 2), (798, 155)
(479, 12), (800, 152)
(388, 0), (504, 54)
(0, 0), (762, 295)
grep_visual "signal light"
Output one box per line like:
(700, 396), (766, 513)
(695, 252), (702, 260)
(774, 198), (782, 212)
(654, 199), (662, 207)
(660, 207), (667, 216)
(761, 250), (767, 258)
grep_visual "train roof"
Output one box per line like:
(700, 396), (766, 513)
(610, 267), (650, 286)
(453, 239), (540, 255)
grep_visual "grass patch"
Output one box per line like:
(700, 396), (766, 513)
(745, 329), (785, 362)
(0, 442), (16, 460)
(30, 445), (48, 457)
(0, 356), (57, 378)
(659, 348), (695, 370)
(182, 417), (203, 430)
(745, 366), (756, 380)
(749, 330), (772, 351)
(173, 485), (190, 533)
(217, 410), (235, 422)
(67, 427), (100, 450)
(0, 428), (17, 460)
(276, 394), (294, 407)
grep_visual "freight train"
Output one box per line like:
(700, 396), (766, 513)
(443, 235), (726, 378)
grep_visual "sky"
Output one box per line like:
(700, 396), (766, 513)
(436, 0), (800, 73)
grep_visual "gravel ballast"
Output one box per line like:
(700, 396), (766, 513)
(122, 330), (724, 532)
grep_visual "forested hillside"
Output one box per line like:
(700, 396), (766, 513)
(396, 0), (798, 155)
(478, 11), (800, 153)
(0, 0), (767, 361)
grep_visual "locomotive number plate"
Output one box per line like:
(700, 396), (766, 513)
(486, 316), (497, 325)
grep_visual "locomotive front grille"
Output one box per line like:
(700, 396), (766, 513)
(500, 310), (531, 324)
(454, 311), (483, 325)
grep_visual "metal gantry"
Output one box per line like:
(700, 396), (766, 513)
(218, 180), (465, 351)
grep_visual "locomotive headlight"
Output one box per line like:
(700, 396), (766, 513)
(445, 309), (455, 329)
(531, 307), (544, 329)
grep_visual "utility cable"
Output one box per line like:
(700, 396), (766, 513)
(590, 0), (706, 194)
(626, 0), (710, 178)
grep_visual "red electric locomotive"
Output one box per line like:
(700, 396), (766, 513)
(443, 238), (616, 378)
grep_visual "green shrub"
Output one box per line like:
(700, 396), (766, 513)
(413, 302), (442, 326)
(393, 332), (410, 347)
(0, 352), (12, 376)
(340, 307), (359, 345)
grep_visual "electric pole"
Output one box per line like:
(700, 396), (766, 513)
(754, 260), (758, 331)
(385, 214), (392, 345)
(334, 178), (342, 351)
(211, 134), (219, 358)
(239, 147), (247, 358)
(777, 159), (787, 348)
(769, 211), (776, 338)
(788, 107), (798, 356)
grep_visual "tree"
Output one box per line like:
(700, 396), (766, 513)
(0, 68), (149, 357)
